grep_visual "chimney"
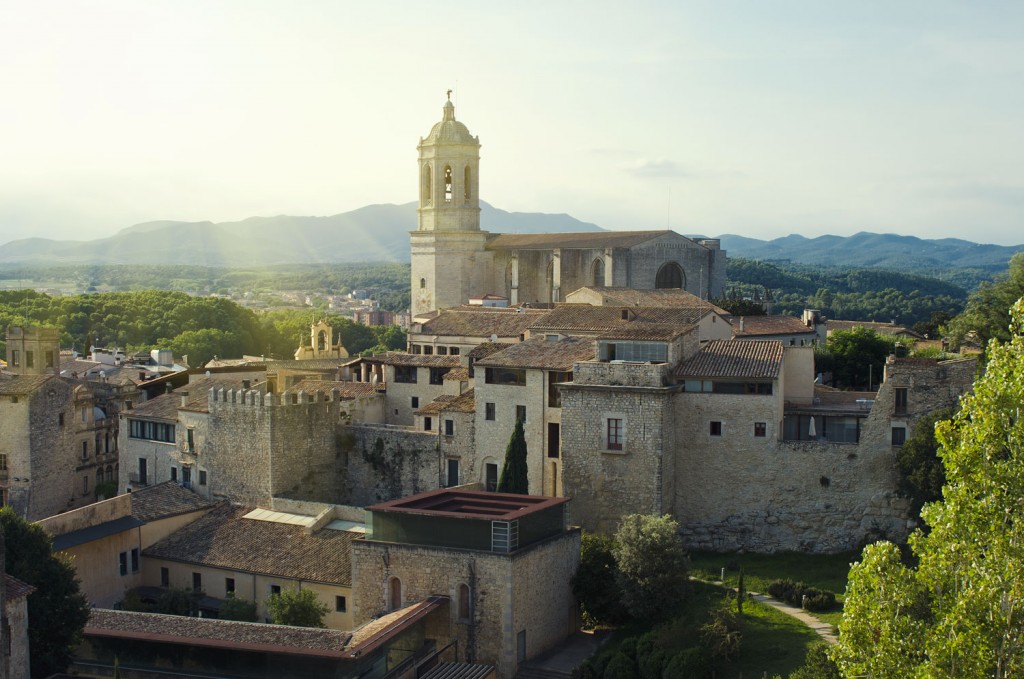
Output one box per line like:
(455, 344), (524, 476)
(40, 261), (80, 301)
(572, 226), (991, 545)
(739, 317), (745, 333)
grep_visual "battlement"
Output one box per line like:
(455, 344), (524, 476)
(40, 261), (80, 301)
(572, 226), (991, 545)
(208, 387), (343, 407)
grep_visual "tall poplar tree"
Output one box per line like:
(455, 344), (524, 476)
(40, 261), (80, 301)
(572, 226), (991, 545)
(497, 418), (529, 494)
(834, 298), (1024, 678)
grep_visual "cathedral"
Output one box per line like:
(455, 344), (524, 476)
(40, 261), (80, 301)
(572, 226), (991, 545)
(410, 95), (728, 317)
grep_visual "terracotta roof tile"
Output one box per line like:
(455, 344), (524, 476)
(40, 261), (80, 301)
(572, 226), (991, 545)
(529, 305), (706, 337)
(443, 368), (470, 382)
(466, 343), (514, 359)
(283, 379), (383, 399)
(363, 353), (462, 368)
(414, 307), (546, 339)
(130, 482), (218, 523)
(486, 230), (673, 250)
(441, 389), (476, 414)
(675, 340), (784, 379)
(0, 373), (52, 395)
(729, 315), (816, 337)
(85, 609), (351, 655)
(415, 394), (458, 415)
(143, 504), (357, 586)
(474, 337), (594, 371)
(567, 286), (728, 313)
(4, 574), (35, 600)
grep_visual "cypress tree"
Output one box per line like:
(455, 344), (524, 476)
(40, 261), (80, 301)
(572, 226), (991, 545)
(497, 417), (529, 494)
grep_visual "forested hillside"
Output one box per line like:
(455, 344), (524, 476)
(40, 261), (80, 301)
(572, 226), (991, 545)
(0, 290), (405, 366)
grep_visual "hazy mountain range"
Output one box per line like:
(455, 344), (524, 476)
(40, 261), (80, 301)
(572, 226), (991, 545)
(0, 201), (1020, 271)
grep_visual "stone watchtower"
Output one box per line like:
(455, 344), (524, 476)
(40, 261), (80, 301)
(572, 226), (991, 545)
(4, 326), (60, 375)
(410, 93), (492, 318)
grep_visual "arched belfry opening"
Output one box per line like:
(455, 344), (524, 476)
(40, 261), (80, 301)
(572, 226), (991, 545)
(317, 330), (327, 351)
(444, 166), (453, 203)
(592, 258), (605, 286)
(464, 165), (472, 202)
(655, 262), (685, 289)
(422, 165), (432, 205)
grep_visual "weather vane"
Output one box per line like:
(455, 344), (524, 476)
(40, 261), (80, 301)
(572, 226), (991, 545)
(447, 89), (452, 101)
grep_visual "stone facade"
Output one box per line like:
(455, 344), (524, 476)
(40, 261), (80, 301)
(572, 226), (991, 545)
(344, 425), (441, 506)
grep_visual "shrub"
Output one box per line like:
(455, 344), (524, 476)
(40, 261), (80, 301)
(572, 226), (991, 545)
(789, 643), (841, 679)
(662, 648), (710, 678)
(766, 579), (838, 612)
(220, 595), (259, 622)
(602, 652), (638, 679)
(700, 609), (742, 661)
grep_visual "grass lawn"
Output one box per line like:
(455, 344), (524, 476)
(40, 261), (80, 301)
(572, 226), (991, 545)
(581, 580), (826, 678)
(688, 550), (860, 629)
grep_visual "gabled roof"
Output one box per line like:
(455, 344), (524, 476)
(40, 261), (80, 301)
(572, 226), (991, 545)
(729, 315), (816, 338)
(486, 230), (689, 251)
(0, 373), (53, 395)
(416, 388), (476, 415)
(529, 305), (706, 337)
(4, 574), (35, 601)
(567, 286), (728, 313)
(466, 343), (513, 359)
(413, 307), (547, 339)
(362, 353), (462, 368)
(50, 516), (145, 552)
(675, 340), (784, 379)
(143, 504), (357, 586)
(283, 379), (383, 399)
(474, 337), (594, 371)
(130, 481), (218, 523)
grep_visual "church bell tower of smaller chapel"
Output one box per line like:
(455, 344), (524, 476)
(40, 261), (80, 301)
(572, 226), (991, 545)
(410, 92), (491, 317)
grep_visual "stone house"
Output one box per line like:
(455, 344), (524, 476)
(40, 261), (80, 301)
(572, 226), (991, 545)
(407, 306), (548, 355)
(351, 489), (580, 679)
(142, 502), (360, 630)
(2, 531), (33, 679)
(361, 353), (462, 426)
(729, 313), (822, 346)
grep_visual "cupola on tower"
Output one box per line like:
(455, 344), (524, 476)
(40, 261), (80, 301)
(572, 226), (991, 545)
(410, 93), (492, 317)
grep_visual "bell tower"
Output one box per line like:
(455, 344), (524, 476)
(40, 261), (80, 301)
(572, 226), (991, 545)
(410, 93), (492, 317)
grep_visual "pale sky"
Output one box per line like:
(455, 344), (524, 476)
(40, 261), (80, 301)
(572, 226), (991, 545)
(1, 1), (1022, 248)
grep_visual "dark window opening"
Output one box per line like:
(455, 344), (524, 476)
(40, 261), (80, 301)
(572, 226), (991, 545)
(485, 402), (496, 421)
(445, 419), (454, 436)
(895, 387), (909, 415)
(607, 418), (623, 450)
(548, 422), (560, 458)
(710, 421), (723, 436)
(336, 595), (347, 613)
(485, 367), (526, 386)
(516, 405), (526, 423)
(160, 567), (169, 587)
(447, 458), (459, 487)
(429, 367), (450, 385)
(394, 365), (418, 384)
(655, 262), (685, 289)
(548, 371), (572, 407)
(754, 422), (767, 437)
(892, 426), (907, 446)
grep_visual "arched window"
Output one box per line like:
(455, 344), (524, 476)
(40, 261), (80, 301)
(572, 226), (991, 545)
(591, 258), (605, 286)
(655, 262), (685, 289)
(464, 166), (472, 202)
(420, 278), (426, 289)
(422, 165), (432, 205)
(389, 577), (402, 611)
(444, 166), (453, 203)
(317, 330), (327, 351)
(458, 583), (471, 620)
(106, 465), (113, 482)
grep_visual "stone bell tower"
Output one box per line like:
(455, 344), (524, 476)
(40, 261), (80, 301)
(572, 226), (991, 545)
(410, 92), (492, 317)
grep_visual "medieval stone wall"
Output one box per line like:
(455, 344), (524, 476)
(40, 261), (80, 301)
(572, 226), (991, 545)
(343, 425), (441, 506)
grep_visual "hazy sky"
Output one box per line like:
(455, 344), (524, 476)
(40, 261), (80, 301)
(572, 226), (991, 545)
(2, 1), (1022, 247)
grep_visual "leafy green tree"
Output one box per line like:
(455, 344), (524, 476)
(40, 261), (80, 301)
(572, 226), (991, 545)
(1, 507), (91, 679)
(712, 296), (767, 316)
(572, 532), (627, 626)
(788, 643), (841, 679)
(834, 298), (1024, 678)
(945, 252), (1024, 350)
(895, 406), (955, 519)
(817, 326), (895, 389)
(496, 418), (529, 494)
(613, 514), (689, 622)
(155, 588), (194, 616)
(266, 588), (328, 628)
(220, 595), (259, 622)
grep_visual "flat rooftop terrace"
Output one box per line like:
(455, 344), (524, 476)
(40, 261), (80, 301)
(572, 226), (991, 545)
(367, 489), (567, 522)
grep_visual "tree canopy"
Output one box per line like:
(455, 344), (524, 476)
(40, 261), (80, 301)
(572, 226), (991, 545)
(1, 507), (92, 679)
(496, 418), (529, 494)
(833, 297), (1024, 678)
(613, 514), (690, 622)
(945, 252), (1024, 351)
(266, 588), (328, 628)
(816, 326), (897, 390)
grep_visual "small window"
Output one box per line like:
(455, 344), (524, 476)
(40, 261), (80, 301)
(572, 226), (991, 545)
(45, 351), (54, 368)
(420, 278), (426, 289)
(447, 458), (460, 487)
(0, 454), (6, 471)
(754, 422), (767, 437)
(449, 347), (460, 356)
(171, 467), (178, 482)
(82, 441), (89, 459)
(892, 426), (907, 446)
(336, 595), (347, 613)
(607, 418), (623, 451)
(424, 345), (434, 355)
(160, 567), (169, 587)
(59, 412), (64, 426)
(710, 421), (723, 436)
(226, 577), (235, 594)
(424, 416), (433, 431)
(192, 572), (202, 591)
(445, 419), (454, 436)
(186, 428), (195, 451)
(516, 405), (526, 423)
(411, 396), (420, 409)
(83, 475), (89, 493)
(894, 387), (909, 415)
(25, 350), (34, 368)
(394, 366), (418, 384)
(270, 584), (281, 596)
(458, 583), (471, 620)
(389, 577), (402, 611)
(9, 350), (18, 367)
(131, 548), (139, 573)
(485, 402), (496, 421)
(199, 470), (207, 485)
(485, 462), (499, 492)
(119, 552), (128, 576)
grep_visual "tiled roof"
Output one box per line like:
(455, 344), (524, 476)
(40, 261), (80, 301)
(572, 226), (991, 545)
(59, 359), (103, 377)
(130, 482), (219, 523)
(123, 390), (181, 420)
(362, 353), (462, 368)
(675, 340), (784, 379)
(283, 379), (383, 399)
(85, 609), (351, 656)
(4, 574), (35, 601)
(729, 315), (816, 337)
(529, 305), (705, 337)
(466, 343), (514, 359)
(443, 368), (470, 382)
(143, 504), (357, 586)
(416, 389), (476, 415)
(486, 230), (675, 250)
(596, 323), (694, 341)
(262, 359), (353, 371)
(567, 286), (728, 313)
(475, 337), (594, 371)
(413, 307), (546, 339)
(0, 373), (53, 395)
